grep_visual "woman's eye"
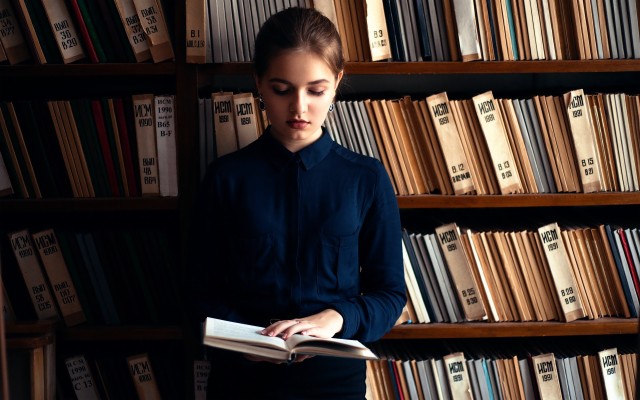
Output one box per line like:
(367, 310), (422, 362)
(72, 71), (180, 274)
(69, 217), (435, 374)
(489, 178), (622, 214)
(309, 90), (326, 97)
(272, 87), (289, 95)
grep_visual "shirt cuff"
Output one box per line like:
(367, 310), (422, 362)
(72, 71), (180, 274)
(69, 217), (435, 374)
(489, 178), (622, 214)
(330, 302), (359, 339)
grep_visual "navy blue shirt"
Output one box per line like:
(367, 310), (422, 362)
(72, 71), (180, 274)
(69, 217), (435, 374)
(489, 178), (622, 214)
(192, 127), (405, 342)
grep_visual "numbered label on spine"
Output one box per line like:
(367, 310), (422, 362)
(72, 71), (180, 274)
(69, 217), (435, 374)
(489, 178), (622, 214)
(435, 223), (487, 321)
(41, 0), (85, 63)
(427, 92), (475, 195)
(565, 89), (603, 193)
(538, 222), (585, 321)
(598, 348), (626, 400)
(8, 230), (59, 320)
(472, 91), (523, 194)
(444, 352), (473, 399)
(531, 353), (563, 400)
(65, 355), (100, 400)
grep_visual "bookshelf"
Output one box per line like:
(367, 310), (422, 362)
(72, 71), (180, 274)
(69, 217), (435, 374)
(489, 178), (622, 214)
(2, 0), (640, 398)
(0, 0), (194, 397)
(198, 57), (640, 396)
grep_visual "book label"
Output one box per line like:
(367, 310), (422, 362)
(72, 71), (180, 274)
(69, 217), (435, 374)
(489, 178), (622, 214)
(365, 0), (391, 61)
(426, 93), (475, 195)
(538, 223), (586, 321)
(194, 360), (211, 400)
(32, 229), (85, 326)
(233, 92), (259, 149)
(212, 92), (238, 156)
(0, 0), (30, 64)
(531, 353), (563, 399)
(435, 223), (487, 321)
(41, 0), (85, 63)
(132, 94), (160, 195)
(443, 352), (473, 399)
(565, 89), (603, 193)
(127, 353), (162, 399)
(131, 0), (174, 62)
(154, 95), (178, 196)
(598, 348), (626, 399)
(113, 0), (151, 62)
(472, 91), (523, 194)
(8, 230), (59, 319)
(65, 355), (100, 400)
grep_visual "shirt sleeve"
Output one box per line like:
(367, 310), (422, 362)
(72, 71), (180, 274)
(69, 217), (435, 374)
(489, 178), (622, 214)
(329, 161), (406, 342)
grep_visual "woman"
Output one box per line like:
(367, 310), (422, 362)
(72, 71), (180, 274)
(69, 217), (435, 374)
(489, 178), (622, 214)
(192, 7), (405, 399)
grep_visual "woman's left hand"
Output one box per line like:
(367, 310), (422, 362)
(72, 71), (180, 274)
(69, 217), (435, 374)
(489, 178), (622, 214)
(261, 309), (344, 340)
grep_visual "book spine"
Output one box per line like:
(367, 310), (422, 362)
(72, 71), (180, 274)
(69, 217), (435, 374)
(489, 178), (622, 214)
(426, 92), (476, 194)
(434, 223), (487, 321)
(538, 222), (586, 322)
(193, 360), (211, 400)
(564, 89), (603, 193)
(185, 0), (206, 63)
(0, 0), (31, 64)
(127, 353), (162, 400)
(31, 228), (86, 326)
(132, 94), (159, 196)
(365, 0), (392, 61)
(154, 94), (178, 196)
(131, 0), (173, 62)
(443, 352), (474, 399)
(597, 348), (626, 399)
(64, 355), (101, 400)
(472, 90), (524, 194)
(40, 0), (85, 63)
(451, 0), (482, 61)
(232, 92), (259, 149)
(531, 352), (563, 399)
(112, 0), (151, 62)
(212, 91), (238, 157)
(8, 229), (59, 320)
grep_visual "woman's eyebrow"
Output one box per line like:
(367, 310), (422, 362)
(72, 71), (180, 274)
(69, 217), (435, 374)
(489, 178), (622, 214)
(268, 78), (330, 85)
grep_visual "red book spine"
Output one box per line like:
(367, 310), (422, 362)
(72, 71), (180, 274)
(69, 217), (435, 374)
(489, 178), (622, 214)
(90, 100), (119, 196)
(617, 228), (640, 299)
(113, 98), (139, 197)
(67, 0), (99, 63)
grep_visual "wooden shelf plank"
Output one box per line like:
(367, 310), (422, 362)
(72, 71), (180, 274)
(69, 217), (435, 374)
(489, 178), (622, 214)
(0, 63), (176, 78)
(396, 192), (640, 208)
(199, 60), (640, 76)
(0, 197), (179, 213)
(384, 318), (640, 339)
(57, 325), (183, 341)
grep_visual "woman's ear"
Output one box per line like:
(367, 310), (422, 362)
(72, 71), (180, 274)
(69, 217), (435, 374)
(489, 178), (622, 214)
(335, 70), (344, 90)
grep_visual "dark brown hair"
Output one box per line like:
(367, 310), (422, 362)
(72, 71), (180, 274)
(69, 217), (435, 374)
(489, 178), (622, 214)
(253, 7), (344, 80)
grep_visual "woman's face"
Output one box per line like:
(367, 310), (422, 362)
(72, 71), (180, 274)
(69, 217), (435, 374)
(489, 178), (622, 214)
(256, 50), (342, 152)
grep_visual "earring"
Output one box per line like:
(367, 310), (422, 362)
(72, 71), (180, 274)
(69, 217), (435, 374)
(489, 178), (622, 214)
(329, 103), (334, 112)
(258, 95), (266, 111)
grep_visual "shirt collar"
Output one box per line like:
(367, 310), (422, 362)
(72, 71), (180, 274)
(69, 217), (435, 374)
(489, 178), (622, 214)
(262, 126), (333, 170)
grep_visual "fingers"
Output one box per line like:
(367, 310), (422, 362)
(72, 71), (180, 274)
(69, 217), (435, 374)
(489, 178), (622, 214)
(262, 319), (309, 340)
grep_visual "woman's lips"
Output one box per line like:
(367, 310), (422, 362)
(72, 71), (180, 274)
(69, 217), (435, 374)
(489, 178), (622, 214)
(287, 120), (309, 129)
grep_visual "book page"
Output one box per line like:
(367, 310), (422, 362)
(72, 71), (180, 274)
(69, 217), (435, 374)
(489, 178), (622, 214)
(204, 318), (287, 351)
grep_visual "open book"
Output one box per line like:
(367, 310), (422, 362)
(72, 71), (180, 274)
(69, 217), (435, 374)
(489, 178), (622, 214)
(203, 317), (378, 361)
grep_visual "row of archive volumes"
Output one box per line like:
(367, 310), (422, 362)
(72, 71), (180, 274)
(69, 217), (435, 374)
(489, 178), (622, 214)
(59, 351), (182, 399)
(325, 89), (640, 196)
(198, 91), (267, 178)
(0, 0), (174, 65)
(365, 345), (637, 400)
(0, 94), (178, 199)
(185, 0), (640, 64)
(401, 221), (640, 325)
(2, 227), (182, 326)
(186, 0), (393, 63)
